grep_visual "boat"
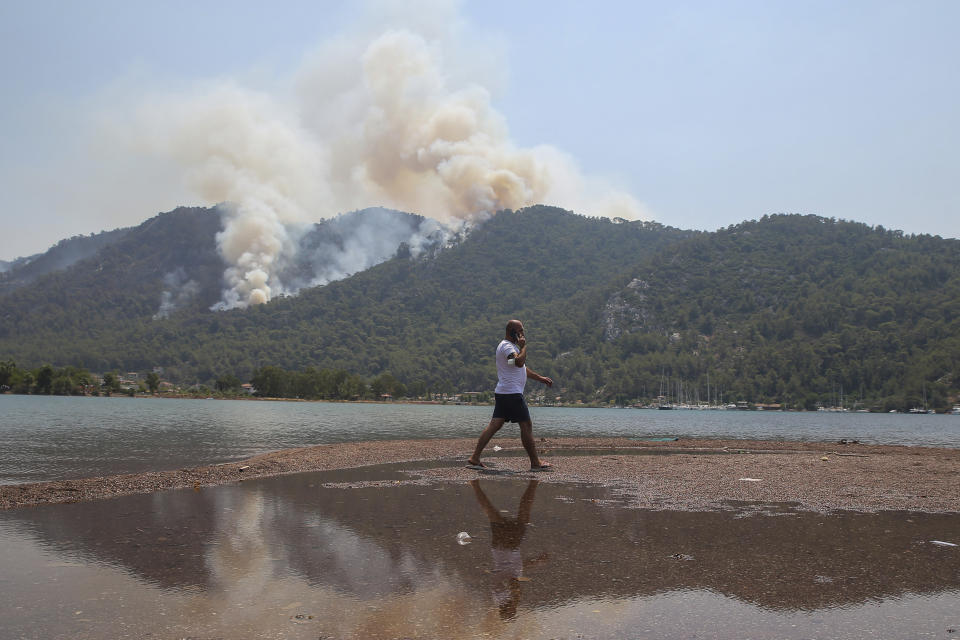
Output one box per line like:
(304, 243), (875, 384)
(657, 373), (671, 409)
(951, 406), (960, 415)
(910, 382), (934, 414)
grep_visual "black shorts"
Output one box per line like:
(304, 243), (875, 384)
(492, 393), (531, 423)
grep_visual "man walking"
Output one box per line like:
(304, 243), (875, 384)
(467, 319), (554, 471)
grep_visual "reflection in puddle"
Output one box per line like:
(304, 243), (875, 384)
(472, 479), (544, 620)
(1, 469), (958, 639)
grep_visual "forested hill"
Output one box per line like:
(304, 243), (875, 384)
(0, 205), (689, 388)
(1, 207), (958, 410)
(191, 206), (687, 391)
(595, 215), (960, 410)
(0, 206), (226, 338)
(0, 226), (133, 294)
(0, 204), (449, 363)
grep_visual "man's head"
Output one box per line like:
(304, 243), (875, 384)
(505, 319), (524, 341)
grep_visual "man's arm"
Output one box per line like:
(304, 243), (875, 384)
(526, 367), (553, 388)
(511, 335), (528, 368)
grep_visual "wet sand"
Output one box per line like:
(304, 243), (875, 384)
(3, 437), (958, 512)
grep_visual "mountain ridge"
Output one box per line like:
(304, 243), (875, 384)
(1, 206), (958, 410)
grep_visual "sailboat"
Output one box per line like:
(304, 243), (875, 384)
(657, 373), (672, 409)
(909, 382), (935, 414)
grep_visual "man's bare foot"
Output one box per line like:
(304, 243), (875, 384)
(530, 462), (554, 472)
(466, 459), (489, 469)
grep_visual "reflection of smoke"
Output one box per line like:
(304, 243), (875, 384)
(153, 268), (200, 319)
(132, 4), (646, 308)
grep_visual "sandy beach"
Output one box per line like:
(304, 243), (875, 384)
(2, 437), (958, 513)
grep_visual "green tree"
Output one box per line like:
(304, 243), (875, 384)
(34, 365), (54, 394)
(51, 371), (75, 395)
(0, 360), (17, 389)
(250, 366), (290, 398)
(215, 374), (241, 393)
(102, 372), (120, 395)
(145, 372), (160, 394)
(12, 370), (34, 394)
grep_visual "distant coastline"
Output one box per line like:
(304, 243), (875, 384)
(7, 391), (958, 413)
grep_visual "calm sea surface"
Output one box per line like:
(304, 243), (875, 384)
(1, 394), (958, 484)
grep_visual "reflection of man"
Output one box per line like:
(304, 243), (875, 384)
(471, 479), (546, 620)
(467, 319), (554, 471)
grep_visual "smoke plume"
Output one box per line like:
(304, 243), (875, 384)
(279, 208), (451, 293)
(131, 4), (646, 308)
(153, 268), (200, 319)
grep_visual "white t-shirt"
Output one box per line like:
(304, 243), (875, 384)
(494, 339), (526, 394)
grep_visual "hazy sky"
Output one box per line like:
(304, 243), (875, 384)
(1, 0), (957, 260)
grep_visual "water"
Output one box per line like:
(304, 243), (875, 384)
(1, 470), (958, 638)
(2, 394), (958, 484)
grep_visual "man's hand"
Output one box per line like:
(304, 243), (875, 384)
(517, 333), (526, 348)
(541, 376), (553, 388)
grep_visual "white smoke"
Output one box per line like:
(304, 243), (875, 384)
(134, 85), (327, 307)
(283, 209), (453, 292)
(153, 268), (201, 319)
(129, 2), (647, 308)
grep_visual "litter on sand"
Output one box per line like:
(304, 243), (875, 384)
(492, 445), (502, 451)
(456, 532), (472, 545)
(738, 478), (762, 482)
(931, 540), (957, 547)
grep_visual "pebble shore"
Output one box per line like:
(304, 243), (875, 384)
(2, 437), (958, 512)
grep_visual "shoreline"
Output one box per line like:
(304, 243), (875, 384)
(7, 392), (960, 413)
(3, 437), (959, 513)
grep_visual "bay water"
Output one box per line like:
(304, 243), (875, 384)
(2, 394), (958, 484)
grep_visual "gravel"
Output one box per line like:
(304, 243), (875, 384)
(2, 437), (957, 513)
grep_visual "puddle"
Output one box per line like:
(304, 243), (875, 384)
(312, 446), (776, 482)
(1, 467), (958, 639)
(307, 458), (457, 483)
(278, 446), (763, 485)
(483, 446), (782, 459)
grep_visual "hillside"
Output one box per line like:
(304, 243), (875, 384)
(0, 207), (225, 342)
(189, 205), (685, 391)
(591, 215), (960, 410)
(0, 206), (687, 384)
(0, 226), (133, 294)
(1, 207), (958, 410)
(0, 205), (447, 358)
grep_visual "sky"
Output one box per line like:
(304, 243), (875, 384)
(1, 0), (957, 261)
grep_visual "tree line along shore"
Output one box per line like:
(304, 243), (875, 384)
(3, 360), (959, 413)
